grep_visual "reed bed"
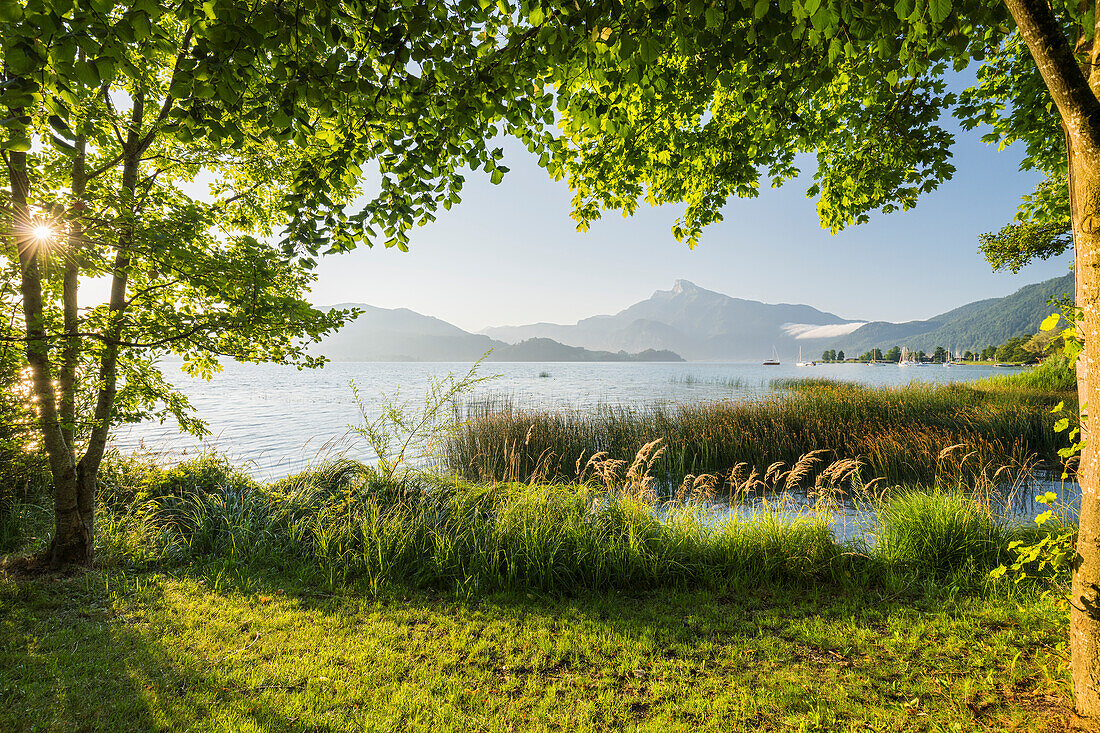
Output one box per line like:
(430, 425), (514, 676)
(68, 449), (1072, 596)
(444, 380), (1068, 490)
(91, 454), (848, 593)
(668, 374), (749, 389)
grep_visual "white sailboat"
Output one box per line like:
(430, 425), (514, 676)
(796, 347), (815, 367)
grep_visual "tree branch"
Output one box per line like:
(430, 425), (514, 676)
(1004, 0), (1100, 155)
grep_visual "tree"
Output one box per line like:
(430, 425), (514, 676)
(1, 0), (536, 566)
(933, 346), (947, 363)
(836, 350), (844, 362)
(884, 346), (901, 363)
(996, 335), (1032, 362)
(512, 0), (1100, 718)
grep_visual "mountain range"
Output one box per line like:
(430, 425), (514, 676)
(317, 304), (683, 362)
(318, 273), (1074, 361)
(827, 274), (1074, 354)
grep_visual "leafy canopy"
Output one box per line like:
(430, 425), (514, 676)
(502, 0), (1077, 251)
(0, 0), (550, 443)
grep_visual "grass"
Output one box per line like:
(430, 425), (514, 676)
(874, 489), (1007, 578)
(446, 379), (1072, 490)
(668, 374), (749, 389)
(0, 452), (1069, 599)
(0, 566), (1074, 732)
(0, 363), (1083, 730)
(971, 356), (1078, 394)
(84, 455), (850, 594)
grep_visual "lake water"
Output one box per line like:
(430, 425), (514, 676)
(114, 360), (1028, 478)
(112, 359), (1081, 534)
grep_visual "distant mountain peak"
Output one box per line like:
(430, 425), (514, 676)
(477, 273), (1071, 361)
(670, 279), (699, 295)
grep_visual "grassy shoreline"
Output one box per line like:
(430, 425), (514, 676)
(0, 365), (1083, 731)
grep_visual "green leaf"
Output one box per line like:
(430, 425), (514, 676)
(928, 0), (951, 23)
(2, 136), (32, 151)
(47, 115), (73, 138)
(0, 0), (22, 22)
(754, 0), (769, 19)
(1040, 312), (1060, 331)
(1054, 417), (1069, 432)
(490, 168), (504, 184)
(74, 60), (101, 86)
(1051, 400), (1064, 414)
(49, 134), (79, 155)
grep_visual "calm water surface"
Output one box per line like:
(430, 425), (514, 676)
(114, 360), (1031, 479)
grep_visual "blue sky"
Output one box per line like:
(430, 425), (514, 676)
(311, 129), (1073, 333)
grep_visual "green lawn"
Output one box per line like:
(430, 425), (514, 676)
(0, 566), (1073, 732)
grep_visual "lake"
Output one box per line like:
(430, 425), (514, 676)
(114, 360), (1029, 479)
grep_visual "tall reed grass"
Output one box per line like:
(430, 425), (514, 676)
(444, 381), (1067, 490)
(91, 455), (844, 592)
(68, 451), (1069, 595)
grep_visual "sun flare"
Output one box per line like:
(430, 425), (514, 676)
(32, 224), (54, 241)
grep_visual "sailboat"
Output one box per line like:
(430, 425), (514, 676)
(763, 346), (780, 366)
(898, 346), (910, 367)
(796, 347), (815, 367)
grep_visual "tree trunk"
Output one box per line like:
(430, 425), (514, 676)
(1067, 133), (1090, 455)
(1003, 0), (1100, 722)
(1070, 140), (1100, 723)
(5, 149), (89, 566)
(77, 96), (144, 506)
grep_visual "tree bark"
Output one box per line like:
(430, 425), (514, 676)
(1068, 140), (1100, 723)
(1066, 132), (1089, 447)
(60, 136), (85, 450)
(1006, 0), (1100, 722)
(5, 148), (87, 566)
(77, 95), (144, 502)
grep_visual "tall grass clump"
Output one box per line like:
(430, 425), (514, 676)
(670, 375), (747, 389)
(75, 446), (1079, 595)
(88, 450), (850, 593)
(97, 453), (275, 564)
(0, 449), (52, 554)
(445, 380), (1067, 490)
(874, 489), (1006, 578)
(973, 355), (1077, 395)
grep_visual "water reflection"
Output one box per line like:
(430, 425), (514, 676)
(677, 476), (1081, 542)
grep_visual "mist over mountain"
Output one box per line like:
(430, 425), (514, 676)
(319, 273), (1072, 362)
